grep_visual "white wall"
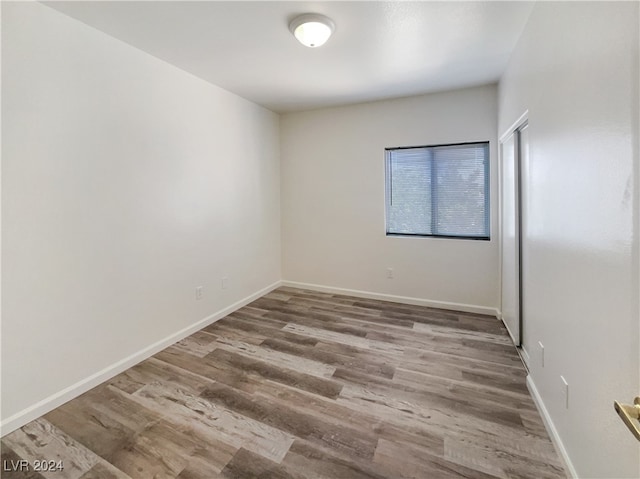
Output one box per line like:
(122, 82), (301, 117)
(281, 85), (498, 312)
(1, 2), (280, 428)
(498, 2), (639, 477)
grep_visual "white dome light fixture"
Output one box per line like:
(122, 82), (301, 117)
(289, 13), (335, 48)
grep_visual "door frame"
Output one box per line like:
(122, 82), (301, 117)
(498, 111), (529, 352)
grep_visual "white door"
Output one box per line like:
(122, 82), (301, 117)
(500, 132), (520, 345)
(517, 123), (529, 348)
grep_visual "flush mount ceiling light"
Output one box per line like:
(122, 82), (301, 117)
(289, 13), (335, 48)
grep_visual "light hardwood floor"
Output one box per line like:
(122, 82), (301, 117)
(1, 287), (566, 479)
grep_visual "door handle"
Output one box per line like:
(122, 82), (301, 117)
(614, 397), (640, 441)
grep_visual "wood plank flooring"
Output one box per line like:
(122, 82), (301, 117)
(1, 287), (566, 479)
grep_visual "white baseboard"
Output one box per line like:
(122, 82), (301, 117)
(281, 280), (499, 317)
(0, 281), (281, 437)
(526, 375), (577, 478)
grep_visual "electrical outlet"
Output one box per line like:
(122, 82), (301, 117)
(538, 341), (545, 367)
(195, 286), (203, 300)
(386, 268), (393, 279)
(221, 277), (228, 290)
(561, 376), (569, 409)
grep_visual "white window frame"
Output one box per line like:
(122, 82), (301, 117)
(385, 141), (490, 240)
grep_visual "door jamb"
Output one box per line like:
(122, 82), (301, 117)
(498, 111), (529, 352)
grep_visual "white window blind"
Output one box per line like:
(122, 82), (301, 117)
(385, 142), (490, 239)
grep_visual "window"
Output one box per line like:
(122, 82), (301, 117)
(385, 142), (490, 239)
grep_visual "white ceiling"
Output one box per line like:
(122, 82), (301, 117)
(43, 1), (535, 113)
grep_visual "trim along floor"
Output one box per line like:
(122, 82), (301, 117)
(0, 287), (565, 479)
